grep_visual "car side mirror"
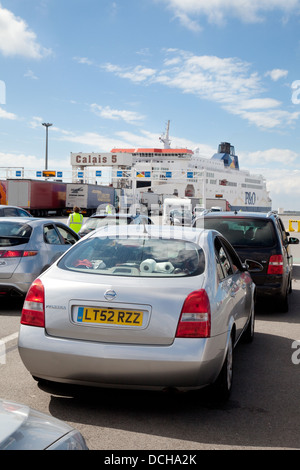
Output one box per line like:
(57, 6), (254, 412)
(288, 237), (299, 245)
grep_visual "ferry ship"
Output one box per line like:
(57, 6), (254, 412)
(111, 121), (272, 212)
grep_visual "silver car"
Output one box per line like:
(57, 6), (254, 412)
(0, 399), (88, 450)
(18, 225), (257, 400)
(0, 205), (33, 217)
(0, 217), (79, 297)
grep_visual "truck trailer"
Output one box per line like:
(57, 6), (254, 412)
(6, 179), (67, 216)
(66, 183), (116, 216)
(0, 180), (7, 205)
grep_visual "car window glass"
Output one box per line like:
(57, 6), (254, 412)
(215, 238), (233, 277)
(205, 217), (276, 247)
(58, 236), (205, 277)
(4, 207), (18, 217)
(276, 218), (287, 244)
(0, 222), (32, 246)
(18, 209), (30, 217)
(56, 225), (78, 245)
(44, 225), (62, 245)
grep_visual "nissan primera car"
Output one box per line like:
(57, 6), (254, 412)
(0, 217), (79, 297)
(18, 225), (258, 400)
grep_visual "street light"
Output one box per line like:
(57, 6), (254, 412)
(42, 122), (52, 170)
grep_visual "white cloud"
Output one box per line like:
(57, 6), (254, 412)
(158, 0), (300, 28)
(0, 106), (17, 120)
(90, 104), (145, 123)
(241, 148), (298, 165)
(0, 151), (44, 168)
(102, 63), (157, 83)
(102, 49), (299, 130)
(24, 69), (38, 80)
(73, 56), (94, 66)
(29, 116), (44, 128)
(0, 5), (52, 58)
(265, 69), (289, 81)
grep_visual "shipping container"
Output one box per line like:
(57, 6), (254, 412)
(66, 183), (116, 216)
(6, 179), (67, 216)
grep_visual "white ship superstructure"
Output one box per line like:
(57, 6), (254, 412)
(111, 122), (272, 212)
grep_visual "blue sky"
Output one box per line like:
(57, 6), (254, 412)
(0, 0), (300, 210)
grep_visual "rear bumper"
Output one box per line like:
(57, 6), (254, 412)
(0, 283), (27, 297)
(18, 325), (227, 391)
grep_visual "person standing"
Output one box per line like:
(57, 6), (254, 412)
(67, 206), (83, 233)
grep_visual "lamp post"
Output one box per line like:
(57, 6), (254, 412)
(42, 123), (52, 170)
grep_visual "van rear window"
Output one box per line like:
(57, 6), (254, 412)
(202, 218), (276, 247)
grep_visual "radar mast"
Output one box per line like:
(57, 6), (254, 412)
(159, 120), (171, 149)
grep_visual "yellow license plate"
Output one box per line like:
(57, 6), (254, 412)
(76, 306), (143, 326)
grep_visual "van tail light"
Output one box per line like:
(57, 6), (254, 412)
(176, 290), (211, 338)
(267, 255), (284, 275)
(21, 279), (45, 327)
(0, 250), (38, 258)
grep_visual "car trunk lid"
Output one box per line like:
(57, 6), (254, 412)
(43, 268), (205, 346)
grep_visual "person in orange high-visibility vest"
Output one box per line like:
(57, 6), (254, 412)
(67, 206), (83, 233)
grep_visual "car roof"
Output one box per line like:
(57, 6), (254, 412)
(0, 205), (30, 210)
(89, 223), (210, 244)
(0, 217), (64, 225)
(202, 211), (277, 219)
(91, 213), (144, 218)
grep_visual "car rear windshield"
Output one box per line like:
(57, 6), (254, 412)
(201, 217), (276, 247)
(58, 236), (205, 277)
(0, 222), (32, 246)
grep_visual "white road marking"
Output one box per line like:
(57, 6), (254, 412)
(1, 332), (19, 344)
(0, 332), (18, 365)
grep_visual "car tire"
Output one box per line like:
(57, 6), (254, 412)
(278, 289), (289, 313)
(241, 306), (255, 343)
(211, 333), (233, 401)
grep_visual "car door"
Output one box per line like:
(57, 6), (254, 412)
(43, 224), (72, 265)
(55, 223), (79, 246)
(214, 236), (248, 339)
(276, 217), (292, 277)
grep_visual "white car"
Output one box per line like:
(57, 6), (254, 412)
(18, 225), (258, 400)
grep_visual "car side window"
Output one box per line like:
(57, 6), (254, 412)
(18, 209), (30, 217)
(4, 207), (18, 216)
(215, 237), (234, 280)
(56, 225), (78, 245)
(276, 218), (288, 244)
(44, 225), (62, 245)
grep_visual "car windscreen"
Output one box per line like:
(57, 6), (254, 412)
(0, 222), (32, 246)
(58, 236), (205, 277)
(202, 217), (276, 247)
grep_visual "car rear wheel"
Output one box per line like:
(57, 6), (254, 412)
(241, 306), (255, 343)
(277, 289), (289, 313)
(211, 334), (233, 401)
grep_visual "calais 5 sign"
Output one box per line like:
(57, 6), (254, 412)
(71, 153), (133, 167)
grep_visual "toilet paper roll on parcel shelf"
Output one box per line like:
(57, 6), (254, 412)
(140, 259), (156, 272)
(154, 262), (174, 273)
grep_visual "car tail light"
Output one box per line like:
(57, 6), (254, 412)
(0, 250), (38, 258)
(267, 254), (284, 275)
(21, 279), (45, 327)
(176, 290), (211, 338)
